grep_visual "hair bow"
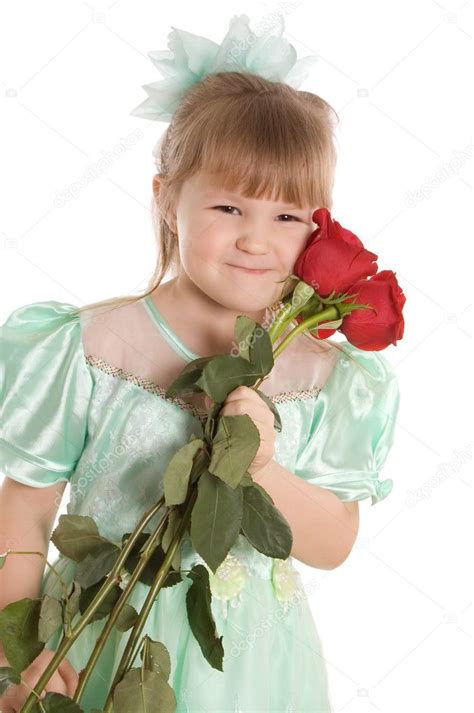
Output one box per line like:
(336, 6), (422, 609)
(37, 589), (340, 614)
(130, 13), (318, 149)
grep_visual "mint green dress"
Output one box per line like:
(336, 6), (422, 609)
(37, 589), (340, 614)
(0, 299), (400, 712)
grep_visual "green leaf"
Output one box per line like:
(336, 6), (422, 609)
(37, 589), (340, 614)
(291, 280), (314, 312)
(252, 481), (275, 504)
(240, 472), (275, 503)
(30, 691), (85, 711)
(161, 509), (182, 572)
(115, 604), (138, 632)
(113, 667), (176, 713)
(140, 635), (171, 681)
(164, 355), (217, 398)
(186, 564), (224, 672)
(234, 315), (257, 361)
(279, 273), (300, 297)
(255, 390), (282, 432)
(38, 595), (63, 643)
(75, 541), (121, 589)
(203, 400), (222, 443)
(50, 515), (110, 562)
(208, 415), (260, 488)
(188, 443), (211, 486)
(78, 577), (122, 624)
(0, 553), (8, 569)
(190, 470), (243, 573)
(197, 355), (260, 402)
(164, 365), (204, 398)
(122, 533), (182, 589)
(0, 665), (21, 695)
(0, 598), (43, 672)
(239, 472), (254, 487)
(163, 437), (204, 506)
(247, 324), (274, 377)
(241, 485), (293, 559)
(64, 581), (81, 629)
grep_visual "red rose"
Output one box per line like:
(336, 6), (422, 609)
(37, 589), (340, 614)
(339, 270), (406, 350)
(293, 208), (378, 297)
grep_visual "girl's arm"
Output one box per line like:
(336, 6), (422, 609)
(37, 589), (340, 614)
(253, 459), (359, 570)
(0, 477), (66, 659)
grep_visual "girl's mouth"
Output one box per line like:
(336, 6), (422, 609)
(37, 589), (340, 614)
(227, 264), (271, 275)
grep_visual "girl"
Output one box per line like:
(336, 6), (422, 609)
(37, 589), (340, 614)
(0, 16), (400, 712)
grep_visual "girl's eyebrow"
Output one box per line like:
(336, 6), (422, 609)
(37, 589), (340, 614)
(202, 190), (305, 209)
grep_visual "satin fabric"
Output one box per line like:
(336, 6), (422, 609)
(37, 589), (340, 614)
(0, 300), (400, 712)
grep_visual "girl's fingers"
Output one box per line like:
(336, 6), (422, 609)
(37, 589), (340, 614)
(0, 695), (14, 713)
(221, 401), (273, 429)
(58, 658), (79, 697)
(46, 671), (69, 696)
(0, 653), (77, 710)
(221, 396), (269, 416)
(224, 386), (261, 404)
(0, 684), (46, 712)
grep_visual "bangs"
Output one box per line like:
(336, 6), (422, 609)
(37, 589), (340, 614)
(172, 81), (335, 210)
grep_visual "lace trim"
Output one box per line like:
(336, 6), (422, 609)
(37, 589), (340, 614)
(84, 354), (321, 420)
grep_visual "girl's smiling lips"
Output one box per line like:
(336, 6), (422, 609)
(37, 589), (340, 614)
(227, 264), (271, 275)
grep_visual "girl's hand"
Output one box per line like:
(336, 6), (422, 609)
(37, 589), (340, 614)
(204, 386), (276, 475)
(0, 648), (79, 712)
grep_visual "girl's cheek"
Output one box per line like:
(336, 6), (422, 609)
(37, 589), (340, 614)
(180, 218), (216, 251)
(186, 229), (221, 262)
(197, 222), (232, 253)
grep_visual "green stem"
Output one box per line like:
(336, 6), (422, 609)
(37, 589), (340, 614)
(20, 495), (166, 713)
(73, 506), (173, 703)
(266, 301), (293, 344)
(18, 678), (47, 712)
(253, 304), (346, 390)
(102, 488), (198, 712)
(272, 305), (342, 360)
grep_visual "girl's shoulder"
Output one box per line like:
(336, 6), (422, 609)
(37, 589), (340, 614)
(291, 336), (400, 507)
(1, 298), (81, 332)
(0, 299), (93, 487)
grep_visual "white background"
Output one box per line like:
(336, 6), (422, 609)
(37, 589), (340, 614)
(0, 1), (472, 711)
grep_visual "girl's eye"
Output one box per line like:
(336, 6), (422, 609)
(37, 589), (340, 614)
(277, 214), (300, 222)
(215, 205), (240, 216)
(214, 206), (299, 221)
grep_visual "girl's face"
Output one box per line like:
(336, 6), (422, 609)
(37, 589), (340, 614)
(173, 170), (319, 312)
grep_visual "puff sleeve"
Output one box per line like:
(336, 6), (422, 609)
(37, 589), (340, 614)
(293, 342), (400, 505)
(0, 301), (94, 488)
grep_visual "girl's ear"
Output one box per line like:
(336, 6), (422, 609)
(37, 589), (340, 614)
(152, 174), (161, 197)
(152, 176), (177, 234)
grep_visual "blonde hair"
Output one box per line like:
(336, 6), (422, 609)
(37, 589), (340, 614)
(73, 70), (343, 349)
(73, 72), (339, 313)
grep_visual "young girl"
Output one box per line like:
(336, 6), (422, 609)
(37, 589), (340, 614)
(0, 15), (400, 713)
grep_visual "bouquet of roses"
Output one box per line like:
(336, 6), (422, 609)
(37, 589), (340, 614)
(0, 208), (405, 712)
